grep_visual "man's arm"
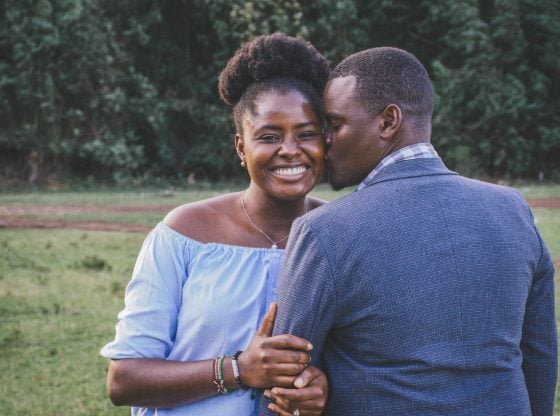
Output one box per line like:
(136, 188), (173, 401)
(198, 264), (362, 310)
(521, 230), (557, 416)
(260, 217), (337, 415)
(274, 218), (337, 363)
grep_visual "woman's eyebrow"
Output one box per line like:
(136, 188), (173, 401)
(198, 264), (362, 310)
(294, 121), (319, 129)
(257, 124), (282, 131)
(256, 121), (318, 131)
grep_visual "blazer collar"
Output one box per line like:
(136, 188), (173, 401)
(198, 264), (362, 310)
(359, 157), (458, 190)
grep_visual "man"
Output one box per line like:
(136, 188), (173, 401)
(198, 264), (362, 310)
(262, 47), (557, 415)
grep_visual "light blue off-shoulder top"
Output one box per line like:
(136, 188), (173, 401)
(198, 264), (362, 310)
(100, 223), (283, 415)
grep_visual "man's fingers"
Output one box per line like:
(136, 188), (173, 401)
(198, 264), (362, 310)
(257, 302), (277, 337)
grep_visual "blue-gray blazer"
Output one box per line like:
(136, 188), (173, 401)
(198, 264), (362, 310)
(261, 158), (557, 415)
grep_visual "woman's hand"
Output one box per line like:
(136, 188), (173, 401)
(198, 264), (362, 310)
(264, 366), (329, 416)
(237, 303), (313, 389)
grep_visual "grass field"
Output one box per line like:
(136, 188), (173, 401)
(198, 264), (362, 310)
(0, 183), (558, 414)
(0, 229), (140, 415)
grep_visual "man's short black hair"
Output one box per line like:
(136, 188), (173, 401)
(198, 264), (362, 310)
(331, 47), (434, 121)
(218, 33), (331, 133)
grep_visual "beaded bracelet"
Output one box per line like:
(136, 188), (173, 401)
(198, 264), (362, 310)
(212, 355), (230, 395)
(232, 350), (250, 390)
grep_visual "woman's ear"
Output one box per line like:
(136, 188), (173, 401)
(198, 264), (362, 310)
(235, 134), (246, 166)
(379, 104), (402, 140)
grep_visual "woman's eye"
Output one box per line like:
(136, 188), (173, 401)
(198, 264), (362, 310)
(299, 131), (320, 140)
(258, 135), (279, 142)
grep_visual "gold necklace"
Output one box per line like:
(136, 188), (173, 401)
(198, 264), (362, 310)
(241, 191), (308, 249)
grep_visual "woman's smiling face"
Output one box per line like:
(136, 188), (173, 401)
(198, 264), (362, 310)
(236, 89), (325, 201)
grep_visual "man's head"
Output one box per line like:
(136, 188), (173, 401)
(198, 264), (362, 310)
(323, 47), (434, 189)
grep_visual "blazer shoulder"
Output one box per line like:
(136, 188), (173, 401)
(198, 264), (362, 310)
(462, 177), (528, 205)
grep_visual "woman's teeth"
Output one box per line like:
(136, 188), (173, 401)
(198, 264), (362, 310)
(272, 166), (307, 176)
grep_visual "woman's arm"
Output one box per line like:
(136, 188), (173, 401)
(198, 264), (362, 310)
(107, 304), (313, 408)
(264, 366), (329, 416)
(107, 357), (218, 408)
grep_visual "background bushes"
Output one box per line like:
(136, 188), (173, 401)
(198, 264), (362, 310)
(1, 0), (559, 184)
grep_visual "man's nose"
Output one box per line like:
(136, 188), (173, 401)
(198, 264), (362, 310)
(324, 128), (333, 147)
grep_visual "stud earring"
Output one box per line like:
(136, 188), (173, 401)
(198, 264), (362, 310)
(240, 160), (246, 167)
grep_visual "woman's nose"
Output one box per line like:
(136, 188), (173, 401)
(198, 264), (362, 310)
(278, 137), (302, 158)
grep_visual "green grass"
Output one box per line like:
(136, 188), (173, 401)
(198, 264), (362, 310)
(0, 184), (558, 414)
(516, 184), (560, 199)
(0, 183), (350, 206)
(535, 208), (560, 258)
(1, 181), (555, 206)
(0, 188), (230, 207)
(0, 229), (141, 415)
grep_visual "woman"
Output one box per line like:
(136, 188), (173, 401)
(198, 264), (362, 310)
(101, 33), (330, 415)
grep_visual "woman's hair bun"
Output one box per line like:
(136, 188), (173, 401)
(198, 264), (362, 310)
(218, 33), (330, 106)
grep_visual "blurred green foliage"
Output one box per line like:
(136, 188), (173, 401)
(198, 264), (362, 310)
(1, 0), (559, 183)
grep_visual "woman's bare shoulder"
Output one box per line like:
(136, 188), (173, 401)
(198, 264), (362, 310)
(163, 192), (240, 241)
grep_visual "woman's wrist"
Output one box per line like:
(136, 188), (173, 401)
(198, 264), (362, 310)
(232, 350), (250, 390)
(212, 355), (233, 395)
(220, 356), (238, 391)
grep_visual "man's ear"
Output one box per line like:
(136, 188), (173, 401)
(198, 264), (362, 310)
(379, 104), (402, 140)
(235, 133), (245, 163)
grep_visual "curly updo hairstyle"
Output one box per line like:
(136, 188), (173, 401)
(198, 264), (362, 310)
(218, 33), (331, 134)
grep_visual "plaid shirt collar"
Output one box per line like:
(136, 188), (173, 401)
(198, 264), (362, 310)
(356, 143), (439, 191)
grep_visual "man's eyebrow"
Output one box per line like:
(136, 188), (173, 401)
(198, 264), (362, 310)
(325, 112), (342, 121)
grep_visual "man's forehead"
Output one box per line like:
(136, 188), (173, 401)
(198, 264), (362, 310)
(324, 75), (358, 114)
(325, 75), (357, 96)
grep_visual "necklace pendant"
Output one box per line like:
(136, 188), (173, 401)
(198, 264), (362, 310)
(271, 243), (278, 249)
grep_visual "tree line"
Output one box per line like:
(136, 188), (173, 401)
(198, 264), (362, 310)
(1, 0), (559, 184)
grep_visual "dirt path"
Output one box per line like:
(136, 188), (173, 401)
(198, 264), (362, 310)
(0, 216), (153, 233)
(0, 199), (559, 233)
(0, 204), (174, 233)
(526, 198), (560, 209)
